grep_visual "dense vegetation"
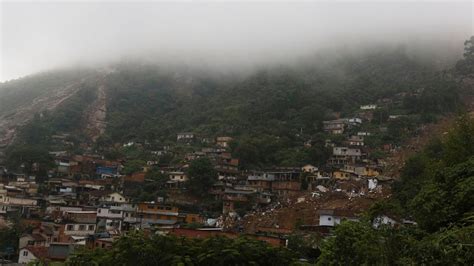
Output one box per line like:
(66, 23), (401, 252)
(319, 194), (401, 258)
(317, 114), (474, 265)
(96, 47), (461, 168)
(67, 232), (296, 266)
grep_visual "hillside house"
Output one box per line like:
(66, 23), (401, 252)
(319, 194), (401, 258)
(168, 171), (188, 182)
(167, 171), (189, 189)
(97, 207), (125, 232)
(19, 234), (47, 249)
(63, 210), (97, 237)
(270, 169), (302, 195)
(343, 164), (380, 177)
(136, 202), (179, 228)
(318, 209), (359, 227)
(323, 119), (346, 135)
(301, 164), (318, 173)
(123, 172), (146, 183)
(100, 192), (127, 205)
(348, 117), (363, 126)
(328, 147), (362, 165)
(216, 136), (233, 148)
(332, 170), (359, 180)
(177, 132), (195, 142)
(360, 104), (377, 110)
(347, 136), (364, 146)
(18, 246), (48, 264)
(247, 173), (274, 192)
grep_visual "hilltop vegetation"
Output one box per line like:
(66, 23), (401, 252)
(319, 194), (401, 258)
(102, 48), (455, 143)
(68, 232), (296, 266)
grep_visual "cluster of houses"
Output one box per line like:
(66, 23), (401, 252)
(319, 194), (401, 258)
(0, 102), (410, 264)
(11, 189), (209, 264)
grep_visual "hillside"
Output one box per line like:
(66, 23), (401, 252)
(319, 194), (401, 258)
(0, 46), (465, 169)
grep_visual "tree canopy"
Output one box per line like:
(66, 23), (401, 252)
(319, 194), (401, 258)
(67, 232), (296, 266)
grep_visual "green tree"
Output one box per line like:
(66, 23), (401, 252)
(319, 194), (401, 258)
(67, 231), (297, 265)
(187, 157), (218, 196)
(122, 159), (145, 175)
(456, 36), (474, 75)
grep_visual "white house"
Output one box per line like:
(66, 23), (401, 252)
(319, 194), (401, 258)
(360, 104), (377, 110)
(18, 246), (46, 264)
(318, 209), (359, 227)
(64, 223), (96, 236)
(348, 118), (363, 125)
(347, 136), (364, 146)
(168, 171), (188, 182)
(177, 132), (194, 141)
(301, 164), (318, 173)
(216, 136), (233, 148)
(100, 192), (127, 204)
(333, 147), (362, 157)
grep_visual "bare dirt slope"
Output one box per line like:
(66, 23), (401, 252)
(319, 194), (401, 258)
(84, 80), (107, 142)
(0, 80), (85, 148)
(385, 78), (474, 178)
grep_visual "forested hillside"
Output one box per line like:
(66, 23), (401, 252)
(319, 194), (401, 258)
(101, 48), (455, 143)
(95, 47), (461, 167)
(1, 45), (466, 170)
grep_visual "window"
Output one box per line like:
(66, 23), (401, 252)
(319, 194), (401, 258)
(23, 251), (28, 256)
(98, 209), (101, 213)
(66, 225), (74, 231)
(78, 225), (86, 230)
(88, 225), (95, 231)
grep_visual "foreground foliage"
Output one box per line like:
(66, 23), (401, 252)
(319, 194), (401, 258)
(67, 232), (296, 266)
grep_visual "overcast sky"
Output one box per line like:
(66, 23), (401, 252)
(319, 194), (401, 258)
(0, 1), (473, 81)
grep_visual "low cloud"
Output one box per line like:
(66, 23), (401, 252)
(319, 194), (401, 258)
(1, 1), (472, 81)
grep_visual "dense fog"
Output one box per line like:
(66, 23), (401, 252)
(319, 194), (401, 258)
(1, 1), (472, 81)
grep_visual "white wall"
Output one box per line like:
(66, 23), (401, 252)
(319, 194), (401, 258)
(18, 248), (37, 264)
(319, 214), (336, 226)
(64, 224), (96, 236)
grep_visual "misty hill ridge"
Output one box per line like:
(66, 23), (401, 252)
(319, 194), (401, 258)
(0, 46), (466, 167)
